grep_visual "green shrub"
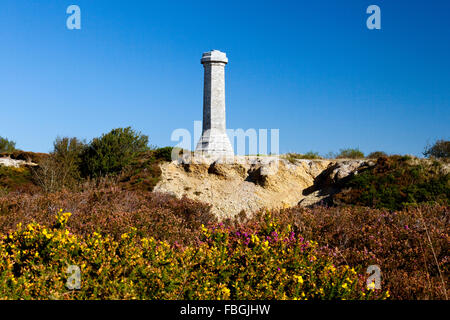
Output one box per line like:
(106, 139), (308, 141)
(117, 146), (187, 191)
(0, 187), (213, 245)
(0, 211), (386, 299)
(0, 137), (16, 153)
(367, 151), (388, 159)
(0, 166), (38, 194)
(336, 148), (365, 159)
(284, 152), (322, 163)
(52, 137), (86, 184)
(424, 139), (450, 159)
(323, 151), (337, 159)
(81, 127), (150, 177)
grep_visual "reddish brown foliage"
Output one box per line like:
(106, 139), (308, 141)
(229, 204), (449, 300)
(0, 181), (447, 299)
(0, 186), (214, 246)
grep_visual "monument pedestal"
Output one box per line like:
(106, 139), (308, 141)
(195, 128), (233, 156)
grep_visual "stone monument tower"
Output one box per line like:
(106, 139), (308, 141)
(195, 50), (234, 156)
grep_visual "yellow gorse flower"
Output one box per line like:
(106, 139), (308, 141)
(0, 211), (388, 300)
(293, 275), (304, 285)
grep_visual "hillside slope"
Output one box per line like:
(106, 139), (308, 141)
(154, 156), (373, 217)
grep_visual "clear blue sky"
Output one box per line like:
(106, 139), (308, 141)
(1, 0), (449, 156)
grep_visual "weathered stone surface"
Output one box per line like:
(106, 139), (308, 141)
(195, 50), (234, 157)
(0, 157), (37, 168)
(299, 160), (377, 207)
(154, 156), (333, 218)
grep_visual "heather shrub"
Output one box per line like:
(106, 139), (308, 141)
(81, 127), (150, 177)
(334, 156), (450, 210)
(424, 139), (450, 159)
(118, 153), (162, 192)
(30, 156), (64, 193)
(336, 148), (365, 159)
(0, 186), (214, 246)
(31, 137), (86, 193)
(153, 146), (189, 162)
(152, 146), (175, 162)
(0, 187), (446, 299)
(0, 151), (48, 164)
(0, 137), (16, 153)
(0, 211), (387, 299)
(233, 204), (449, 300)
(52, 137), (85, 183)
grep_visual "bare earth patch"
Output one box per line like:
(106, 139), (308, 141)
(154, 156), (342, 218)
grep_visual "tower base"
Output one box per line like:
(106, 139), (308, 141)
(195, 129), (234, 157)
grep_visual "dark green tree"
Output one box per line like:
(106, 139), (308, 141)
(81, 127), (150, 177)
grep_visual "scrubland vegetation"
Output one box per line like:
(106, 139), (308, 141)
(335, 155), (449, 210)
(0, 131), (448, 300)
(1, 209), (390, 300)
(0, 137), (16, 153)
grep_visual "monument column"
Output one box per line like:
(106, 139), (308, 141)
(195, 50), (234, 156)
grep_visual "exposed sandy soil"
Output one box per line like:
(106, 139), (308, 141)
(154, 156), (338, 218)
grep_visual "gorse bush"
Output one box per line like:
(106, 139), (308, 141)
(0, 151), (48, 164)
(0, 137), (16, 153)
(32, 137), (86, 193)
(0, 211), (387, 299)
(81, 127), (150, 177)
(1, 134), (447, 300)
(30, 130), (170, 193)
(424, 139), (450, 159)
